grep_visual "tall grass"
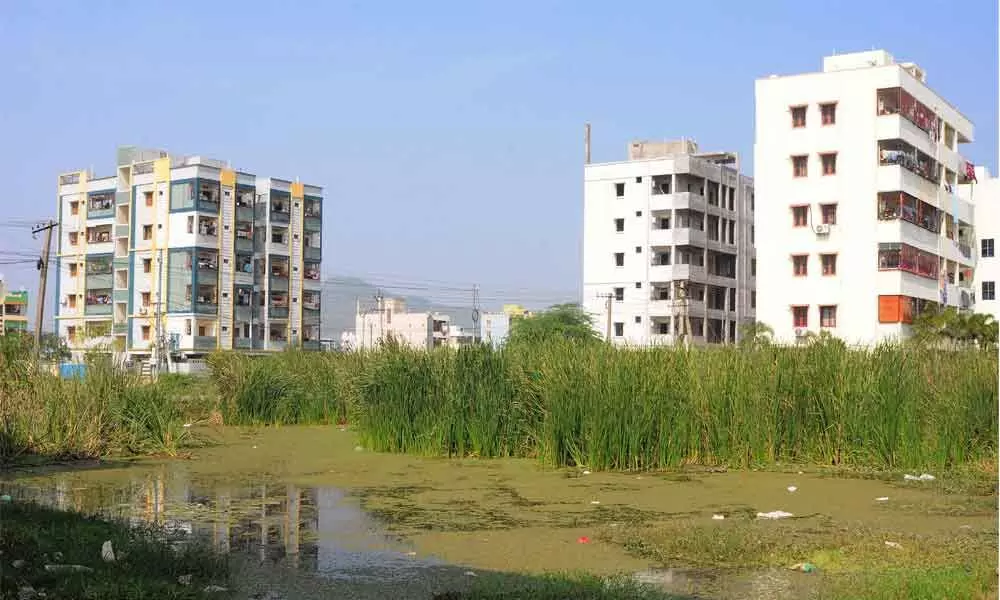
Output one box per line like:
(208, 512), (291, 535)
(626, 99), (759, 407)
(208, 340), (997, 471)
(0, 335), (193, 461)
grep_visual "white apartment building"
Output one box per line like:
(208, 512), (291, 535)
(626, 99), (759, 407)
(583, 138), (755, 345)
(354, 298), (450, 350)
(755, 50), (977, 345)
(968, 167), (998, 321)
(56, 146), (324, 360)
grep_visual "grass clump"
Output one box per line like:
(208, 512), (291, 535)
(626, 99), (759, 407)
(215, 340), (997, 471)
(0, 499), (229, 599)
(435, 573), (682, 600)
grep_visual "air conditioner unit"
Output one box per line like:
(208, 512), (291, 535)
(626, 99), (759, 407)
(794, 328), (808, 337)
(814, 224), (831, 235)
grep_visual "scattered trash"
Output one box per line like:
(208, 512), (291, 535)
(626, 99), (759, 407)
(757, 511), (794, 520)
(0, 494), (11, 503)
(203, 586), (229, 593)
(789, 562), (817, 573)
(406, 551), (417, 557)
(251, 446), (257, 450)
(875, 497), (889, 502)
(464, 571), (477, 577)
(12, 559), (26, 569)
(582, 470), (591, 476)
(712, 514), (726, 520)
(52, 552), (63, 562)
(797, 471), (804, 475)
(787, 486), (797, 493)
(903, 473), (935, 481)
(884, 541), (903, 550)
(960, 525), (972, 529)
(44, 564), (93, 573)
(577, 536), (590, 544)
(608, 523), (619, 528)
(354, 446), (364, 452)
(101, 540), (115, 563)
(178, 574), (193, 586)
(590, 500), (601, 505)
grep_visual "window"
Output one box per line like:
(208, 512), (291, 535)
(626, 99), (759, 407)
(66, 326), (77, 341)
(634, 315), (641, 323)
(792, 155), (808, 177)
(821, 204), (837, 225)
(143, 258), (152, 273)
(613, 287), (624, 301)
(69, 263), (78, 277)
(615, 183), (625, 197)
(67, 295), (77, 309)
(141, 292), (150, 307)
(614, 252), (624, 267)
(70, 201), (79, 215)
(819, 305), (837, 328)
(792, 254), (808, 276)
(69, 232), (78, 246)
(821, 153), (837, 175)
(613, 322), (624, 337)
(187, 216), (194, 234)
(635, 246), (641, 254)
(820, 103), (837, 125)
(821, 253), (837, 275)
(185, 320), (192, 335)
(659, 217), (671, 229)
(792, 206), (808, 227)
(144, 191), (153, 207)
(635, 176), (642, 183)
(198, 325), (206, 336)
(792, 306), (808, 328)
(982, 238), (995, 258)
(614, 218), (625, 232)
(142, 225), (152, 240)
(635, 282), (642, 288)
(983, 281), (996, 301)
(751, 259), (756, 277)
(751, 291), (756, 309)
(635, 211), (642, 217)
(791, 105), (807, 128)
(141, 325), (151, 341)
(272, 231), (285, 244)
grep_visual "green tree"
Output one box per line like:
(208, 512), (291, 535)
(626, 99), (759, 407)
(911, 308), (997, 350)
(506, 304), (600, 347)
(738, 321), (774, 350)
(38, 333), (71, 362)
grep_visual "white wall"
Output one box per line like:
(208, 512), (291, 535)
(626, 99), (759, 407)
(971, 168), (1000, 322)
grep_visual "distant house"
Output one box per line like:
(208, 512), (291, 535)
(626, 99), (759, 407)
(354, 298), (450, 350)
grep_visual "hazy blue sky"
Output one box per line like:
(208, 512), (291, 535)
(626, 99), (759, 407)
(0, 0), (995, 308)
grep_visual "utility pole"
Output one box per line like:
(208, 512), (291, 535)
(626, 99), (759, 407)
(674, 280), (692, 350)
(32, 220), (57, 356)
(471, 284), (481, 342)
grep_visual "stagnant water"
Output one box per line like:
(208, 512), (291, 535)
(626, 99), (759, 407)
(2, 426), (994, 599)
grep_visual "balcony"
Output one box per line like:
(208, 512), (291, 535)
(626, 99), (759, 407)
(115, 191), (130, 206)
(198, 182), (221, 213)
(303, 263), (321, 283)
(877, 191), (941, 234)
(193, 336), (217, 351)
(115, 224), (130, 238)
(878, 242), (939, 280)
(304, 246), (322, 260)
(196, 251), (219, 274)
(85, 225), (114, 246)
(113, 289), (129, 303)
(304, 216), (322, 232)
(112, 322), (127, 335)
(85, 290), (113, 316)
(236, 205), (255, 222)
(87, 193), (114, 219)
(194, 286), (218, 314)
(877, 87), (940, 142)
(878, 140), (940, 185)
(270, 201), (290, 223)
(197, 216), (219, 238)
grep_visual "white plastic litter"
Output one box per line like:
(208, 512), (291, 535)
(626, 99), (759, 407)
(178, 575), (193, 586)
(884, 541), (903, 549)
(101, 540), (115, 563)
(582, 470), (591, 475)
(203, 586), (229, 593)
(590, 500), (601, 505)
(464, 571), (477, 577)
(712, 514), (726, 520)
(183, 423), (192, 428)
(756, 510), (794, 520)
(875, 497), (889, 502)
(787, 486), (797, 493)
(903, 473), (935, 481)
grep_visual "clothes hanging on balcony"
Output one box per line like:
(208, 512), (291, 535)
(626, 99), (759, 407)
(965, 162), (977, 183)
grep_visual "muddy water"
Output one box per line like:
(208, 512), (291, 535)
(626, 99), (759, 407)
(3, 426), (995, 599)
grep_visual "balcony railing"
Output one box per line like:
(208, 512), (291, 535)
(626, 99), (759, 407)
(877, 87), (940, 140)
(269, 307), (289, 319)
(878, 243), (940, 280)
(193, 336), (216, 350)
(879, 142), (940, 184)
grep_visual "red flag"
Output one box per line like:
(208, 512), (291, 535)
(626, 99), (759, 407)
(965, 162), (978, 183)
